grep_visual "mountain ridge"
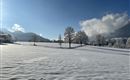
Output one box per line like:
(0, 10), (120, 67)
(109, 22), (130, 38)
(0, 29), (50, 42)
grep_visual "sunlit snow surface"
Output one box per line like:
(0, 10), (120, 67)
(0, 42), (130, 80)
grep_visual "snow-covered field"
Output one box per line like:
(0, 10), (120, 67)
(0, 42), (130, 80)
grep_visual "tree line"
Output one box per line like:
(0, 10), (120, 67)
(58, 26), (130, 49)
(30, 26), (130, 48)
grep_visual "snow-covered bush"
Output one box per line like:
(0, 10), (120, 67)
(126, 37), (130, 48)
(113, 38), (126, 48)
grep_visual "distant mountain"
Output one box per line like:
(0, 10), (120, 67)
(109, 22), (130, 38)
(12, 31), (50, 42)
(0, 29), (50, 42)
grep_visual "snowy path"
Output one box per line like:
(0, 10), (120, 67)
(0, 43), (130, 80)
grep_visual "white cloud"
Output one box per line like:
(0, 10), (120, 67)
(80, 13), (129, 37)
(11, 24), (25, 32)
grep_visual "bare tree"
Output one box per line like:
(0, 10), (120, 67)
(32, 34), (37, 46)
(75, 31), (88, 46)
(58, 34), (62, 48)
(64, 27), (75, 48)
(96, 34), (105, 46)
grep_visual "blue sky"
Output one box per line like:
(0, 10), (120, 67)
(2, 0), (130, 39)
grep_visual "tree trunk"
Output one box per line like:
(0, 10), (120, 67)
(33, 41), (36, 46)
(69, 37), (71, 48)
(69, 42), (71, 48)
(80, 41), (82, 46)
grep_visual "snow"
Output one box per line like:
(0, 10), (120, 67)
(0, 42), (130, 80)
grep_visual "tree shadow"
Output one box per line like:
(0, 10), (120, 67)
(38, 44), (86, 49)
(0, 43), (7, 45)
(13, 42), (86, 49)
